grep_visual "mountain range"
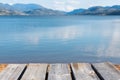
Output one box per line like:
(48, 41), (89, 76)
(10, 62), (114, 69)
(68, 5), (120, 15)
(0, 3), (65, 16)
(0, 3), (120, 16)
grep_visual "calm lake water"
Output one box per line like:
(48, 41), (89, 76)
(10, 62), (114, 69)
(0, 16), (120, 63)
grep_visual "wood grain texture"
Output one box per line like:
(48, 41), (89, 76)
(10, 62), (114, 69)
(21, 64), (48, 80)
(115, 65), (120, 70)
(71, 63), (100, 80)
(48, 64), (72, 80)
(92, 62), (120, 80)
(0, 64), (26, 80)
(0, 64), (7, 72)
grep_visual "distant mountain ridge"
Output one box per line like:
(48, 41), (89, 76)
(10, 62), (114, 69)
(0, 3), (120, 16)
(0, 3), (65, 15)
(68, 5), (120, 15)
(12, 4), (45, 11)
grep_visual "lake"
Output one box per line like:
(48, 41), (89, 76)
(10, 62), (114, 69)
(0, 16), (120, 63)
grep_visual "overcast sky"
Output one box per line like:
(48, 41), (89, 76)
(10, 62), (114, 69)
(1, 0), (120, 11)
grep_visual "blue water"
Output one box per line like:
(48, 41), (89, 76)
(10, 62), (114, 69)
(0, 16), (120, 63)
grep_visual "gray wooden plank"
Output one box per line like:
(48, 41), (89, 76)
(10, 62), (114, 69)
(21, 63), (48, 80)
(71, 63), (100, 80)
(92, 62), (120, 80)
(0, 64), (26, 80)
(48, 64), (72, 80)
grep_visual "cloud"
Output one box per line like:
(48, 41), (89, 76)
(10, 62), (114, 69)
(65, 5), (75, 11)
(1, 0), (120, 11)
(53, 0), (81, 11)
(52, 0), (120, 11)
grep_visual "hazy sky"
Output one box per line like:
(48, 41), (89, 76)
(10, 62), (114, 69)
(1, 0), (120, 11)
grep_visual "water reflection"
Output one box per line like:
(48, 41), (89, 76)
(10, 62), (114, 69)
(101, 26), (120, 57)
(0, 16), (120, 63)
(12, 26), (83, 44)
(5, 25), (120, 58)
